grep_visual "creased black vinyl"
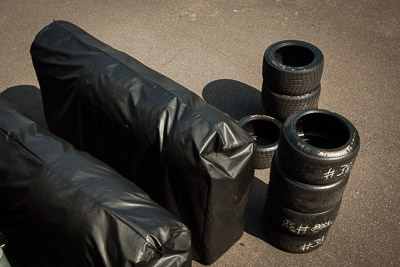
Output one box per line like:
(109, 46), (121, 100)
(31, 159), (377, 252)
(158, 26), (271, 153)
(0, 100), (192, 267)
(30, 21), (255, 264)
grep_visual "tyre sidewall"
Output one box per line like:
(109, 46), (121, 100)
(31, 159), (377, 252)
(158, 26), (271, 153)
(264, 192), (340, 236)
(263, 215), (328, 253)
(269, 154), (349, 213)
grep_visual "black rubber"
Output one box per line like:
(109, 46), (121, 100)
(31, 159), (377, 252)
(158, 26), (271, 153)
(262, 84), (320, 122)
(264, 192), (341, 236)
(264, 216), (328, 254)
(262, 40), (324, 96)
(268, 153), (348, 213)
(278, 109), (360, 185)
(238, 114), (282, 169)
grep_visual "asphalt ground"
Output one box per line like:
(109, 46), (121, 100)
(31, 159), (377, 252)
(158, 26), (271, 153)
(1, 0), (399, 266)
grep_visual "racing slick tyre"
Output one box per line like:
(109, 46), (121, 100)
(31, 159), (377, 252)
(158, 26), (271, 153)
(268, 154), (348, 213)
(263, 215), (328, 254)
(277, 109), (360, 185)
(264, 192), (341, 236)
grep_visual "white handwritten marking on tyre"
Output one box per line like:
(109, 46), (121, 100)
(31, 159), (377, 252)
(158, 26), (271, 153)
(311, 221), (333, 233)
(282, 219), (333, 234)
(296, 224), (310, 234)
(282, 219), (296, 233)
(322, 161), (354, 179)
(300, 236), (325, 251)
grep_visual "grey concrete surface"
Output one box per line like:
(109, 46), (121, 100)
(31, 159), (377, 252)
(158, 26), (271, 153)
(1, 0), (399, 266)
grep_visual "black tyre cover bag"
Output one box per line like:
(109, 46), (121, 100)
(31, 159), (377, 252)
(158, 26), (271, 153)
(30, 21), (255, 264)
(0, 100), (192, 267)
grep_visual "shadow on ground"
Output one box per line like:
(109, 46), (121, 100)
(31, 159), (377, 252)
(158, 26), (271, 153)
(202, 79), (271, 242)
(245, 177), (269, 242)
(202, 79), (265, 121)
(0, 85), (48, 129)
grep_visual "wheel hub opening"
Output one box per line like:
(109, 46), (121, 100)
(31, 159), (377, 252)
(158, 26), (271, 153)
(243, 119), (280, 146)
(274, 45), (314, 67)
(295, 113), (349, 149)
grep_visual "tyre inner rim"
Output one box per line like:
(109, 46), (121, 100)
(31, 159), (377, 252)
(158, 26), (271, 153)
(243, 120), (280, 146)
(295, 113), (349, 149)
(274, 45), (314, 67)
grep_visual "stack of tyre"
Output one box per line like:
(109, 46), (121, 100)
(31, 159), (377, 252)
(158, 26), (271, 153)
(264, 109), (360, 253)
(262, 40), (324, 122)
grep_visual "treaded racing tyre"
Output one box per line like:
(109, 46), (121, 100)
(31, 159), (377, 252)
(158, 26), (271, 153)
(238, 114), (282, 169)
(268, 153), (348, 213)
(263, 215), (328, 254)
(262, 84), (320, 122)
(262, 40), (324, 96)
(277, 109), (360, 185)
(264, 192), (341, 236)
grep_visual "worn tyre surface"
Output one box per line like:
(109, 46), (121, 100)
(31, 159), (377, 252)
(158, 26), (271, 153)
(262, 40), (324, 96)
(262, 84), (320, 122)
(238, 114), (281, 169)
(278, 109), (360, 185)
(264, 192), (340, 236)
(268, 154), (348, 213)
(263, 216), (328, 254)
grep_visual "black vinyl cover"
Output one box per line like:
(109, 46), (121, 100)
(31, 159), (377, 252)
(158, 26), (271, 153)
(30, 21), (255, 264)
(0, 100), (192, 267)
